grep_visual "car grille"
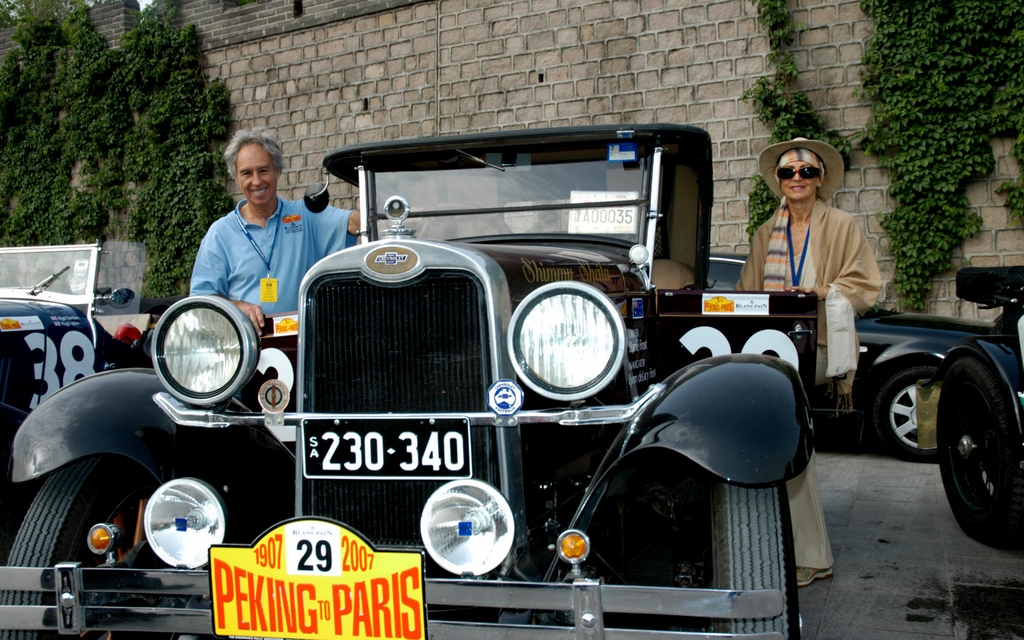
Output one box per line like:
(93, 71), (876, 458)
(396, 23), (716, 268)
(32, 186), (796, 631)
(304, 271), (489, 413)
(300, 270), (495, 547)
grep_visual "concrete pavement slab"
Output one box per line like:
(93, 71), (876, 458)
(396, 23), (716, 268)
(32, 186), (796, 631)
(798, 446), (1024, 639)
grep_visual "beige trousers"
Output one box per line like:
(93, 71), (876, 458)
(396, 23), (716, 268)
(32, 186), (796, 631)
(786, 348), (834, 569)
(786, 450), (833, 568)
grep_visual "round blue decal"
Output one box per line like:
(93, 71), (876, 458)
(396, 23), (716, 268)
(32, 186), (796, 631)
(487, 379), (524, 416)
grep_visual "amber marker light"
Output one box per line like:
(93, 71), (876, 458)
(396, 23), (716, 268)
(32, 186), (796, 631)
(87, 523), (123, 556)
(556, 529), (590, 565)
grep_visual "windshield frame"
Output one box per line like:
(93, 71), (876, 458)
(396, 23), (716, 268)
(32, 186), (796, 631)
(364, 144), (655, 246)
(329, 124), (715, 287)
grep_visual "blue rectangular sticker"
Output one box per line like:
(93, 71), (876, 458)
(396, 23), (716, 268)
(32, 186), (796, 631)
(608, 142), (638, 163)
(632, 298), (644, 319)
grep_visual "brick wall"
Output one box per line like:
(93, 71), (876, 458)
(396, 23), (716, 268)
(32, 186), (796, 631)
(1, 0), (1019, 318)
(89, 0), (141, 47)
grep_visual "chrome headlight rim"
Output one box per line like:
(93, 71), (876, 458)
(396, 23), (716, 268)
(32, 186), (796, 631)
(152, 296), (259, 406)
(507, 281), (626, 401)
(420, 479), (515, 577)
(143, 477), (227, 569)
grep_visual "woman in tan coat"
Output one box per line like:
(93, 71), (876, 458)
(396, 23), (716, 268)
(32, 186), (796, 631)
(739, 138), (881, 586)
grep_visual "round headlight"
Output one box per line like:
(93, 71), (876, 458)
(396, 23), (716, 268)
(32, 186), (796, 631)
(144, 478), (226, 569)
(420, 479), (514, 576)
(507, 281), (626, 400)
(152, 296), (258, 406)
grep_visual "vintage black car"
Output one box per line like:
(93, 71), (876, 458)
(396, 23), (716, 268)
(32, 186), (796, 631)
(708, 254), (994, 461)
(0, 125), (817, 639)
(0, 241), (151, 559)
(919, 267), (1024, 548)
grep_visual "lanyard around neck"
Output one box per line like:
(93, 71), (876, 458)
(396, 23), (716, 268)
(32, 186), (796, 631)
(235, 202), (281, 276)
(787, 222), (810, 287)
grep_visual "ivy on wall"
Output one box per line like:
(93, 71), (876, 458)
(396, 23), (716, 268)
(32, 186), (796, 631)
(860, 0), (1024, 310)
(0, 4), (232, 296)
(744, 0), (849, 240)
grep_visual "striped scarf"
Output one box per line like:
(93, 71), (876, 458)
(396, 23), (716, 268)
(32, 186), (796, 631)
(762, 200), (791, 291)
(762, 149), (824, 291)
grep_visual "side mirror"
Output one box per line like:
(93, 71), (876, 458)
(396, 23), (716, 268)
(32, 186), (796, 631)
(95, 287), (136, 308)
(109, 287), (136, 307)
(304, 175), (330, 213)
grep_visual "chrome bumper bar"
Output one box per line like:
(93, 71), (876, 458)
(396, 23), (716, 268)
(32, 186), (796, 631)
(0, 563), (784, 639)
(152, 383), (667, 430)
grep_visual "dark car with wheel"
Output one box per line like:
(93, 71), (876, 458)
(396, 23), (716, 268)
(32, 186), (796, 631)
(0, 241), (156, 561)
(0, 125), (816, 638)
(918, 267), (1024, 548)
(708, 254), (993, 461)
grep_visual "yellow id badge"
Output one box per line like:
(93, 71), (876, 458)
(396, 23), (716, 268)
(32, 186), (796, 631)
(260, 277), (278, 303)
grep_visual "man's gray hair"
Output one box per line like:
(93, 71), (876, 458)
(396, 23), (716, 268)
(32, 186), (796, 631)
(224, 127), (285, 178)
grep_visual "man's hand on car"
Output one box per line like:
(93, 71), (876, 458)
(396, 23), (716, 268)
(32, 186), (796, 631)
(230, 299), (265, 331)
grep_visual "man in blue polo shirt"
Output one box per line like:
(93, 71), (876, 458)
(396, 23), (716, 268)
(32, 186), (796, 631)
(191, 127), (359, 331)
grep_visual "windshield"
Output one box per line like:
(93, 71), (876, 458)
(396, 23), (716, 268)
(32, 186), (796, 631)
(0, 247), (95, 296)
(0, 242), (145, 307)
(373, 153), (648, 242)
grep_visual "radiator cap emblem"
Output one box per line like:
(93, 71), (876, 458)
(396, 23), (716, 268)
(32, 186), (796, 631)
(366, 246), (419, 275)
(258, 379), (290, 413)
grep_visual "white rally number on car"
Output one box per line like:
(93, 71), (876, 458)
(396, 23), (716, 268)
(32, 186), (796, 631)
(25, 330), (96, 408)
(679, 327), (799, 371)
(285, 520), (343, 576)
(257, 347), (294, 390)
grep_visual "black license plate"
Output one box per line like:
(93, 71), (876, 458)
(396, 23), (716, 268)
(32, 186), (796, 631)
(302, 418), (472, 479)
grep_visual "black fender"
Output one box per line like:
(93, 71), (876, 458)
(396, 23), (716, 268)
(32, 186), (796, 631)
(569, 353), (812, 533)
(10, 368), (296, 543)
(932, 336), (1023, 436)
(10, 368), (174, 483)
(628, 353), (813, 484)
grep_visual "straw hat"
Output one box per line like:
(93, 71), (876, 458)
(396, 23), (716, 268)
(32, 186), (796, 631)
(758, 137), (844, 200)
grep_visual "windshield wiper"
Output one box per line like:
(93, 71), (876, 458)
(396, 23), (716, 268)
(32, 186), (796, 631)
(29, 265), (70, 296)
(456, 150), (504, 171)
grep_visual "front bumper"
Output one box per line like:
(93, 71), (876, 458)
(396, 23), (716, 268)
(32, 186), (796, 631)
(152, 383), (667, 438)
(0, 562), (786, 639)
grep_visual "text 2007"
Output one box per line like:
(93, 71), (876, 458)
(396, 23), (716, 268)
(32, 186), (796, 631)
(342, 535), (374, 572)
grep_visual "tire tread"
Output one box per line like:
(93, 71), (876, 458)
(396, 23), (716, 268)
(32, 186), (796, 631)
(712, 483), (798, 638)
(938, 355), (1024, 547)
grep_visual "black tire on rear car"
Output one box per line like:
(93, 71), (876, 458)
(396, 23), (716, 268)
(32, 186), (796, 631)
(937, 355), (1024, 548)
(0, 456), (156, 640)
(711, 483), (799, 638)
(872, 365), (938, 461)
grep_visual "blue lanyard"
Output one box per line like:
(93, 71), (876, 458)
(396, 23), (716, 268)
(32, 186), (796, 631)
(235, 203), (282, 277)
(788, 223), (810, 287)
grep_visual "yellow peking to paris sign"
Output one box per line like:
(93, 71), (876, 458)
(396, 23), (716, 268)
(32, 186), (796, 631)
(210, 518), (425, 640)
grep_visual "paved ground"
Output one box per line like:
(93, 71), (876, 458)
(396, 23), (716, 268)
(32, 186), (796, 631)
(800, 437), (1024, 639)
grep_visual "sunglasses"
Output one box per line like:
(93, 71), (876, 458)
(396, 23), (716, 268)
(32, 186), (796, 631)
(776, 166), (821, 180)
